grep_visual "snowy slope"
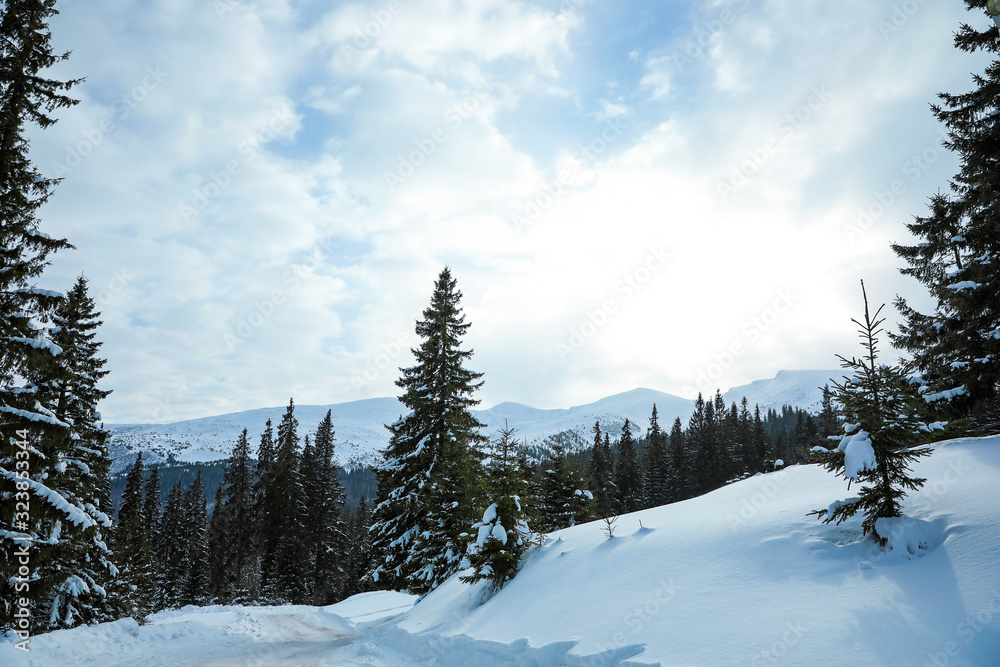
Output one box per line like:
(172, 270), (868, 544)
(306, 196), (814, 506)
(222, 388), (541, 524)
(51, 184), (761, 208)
(106, 370), (841, 471)
(7, 436), (999, 665)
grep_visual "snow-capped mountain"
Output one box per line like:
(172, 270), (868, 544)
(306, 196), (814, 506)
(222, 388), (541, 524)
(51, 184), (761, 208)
(107, 369), (840, 472)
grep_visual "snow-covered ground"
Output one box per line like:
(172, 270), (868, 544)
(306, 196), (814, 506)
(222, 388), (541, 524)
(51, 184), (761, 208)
(106, 370), (840, 471)
(9, 434), (997, 666)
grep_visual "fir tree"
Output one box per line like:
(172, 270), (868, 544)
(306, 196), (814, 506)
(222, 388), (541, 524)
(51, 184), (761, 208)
(110, 455), (154, 622)
(461, 426), (532, 592)
(586, 421), (615, 518)
(206, 484), (230, 602)
(154, 481), (187, 611)
(811, 283), (933, 543)
(614, 419), (642, 513)
(219, 428), (256, 602)
(260, 400), (308, 603)
(642, 406), (669, 508)
(538, 438), (590, 530)
(369, 268), (486, 595)
(302, 411), (347, 605)
(183, 472), (209, 606)
(666, 417), (689, 502)
(342, 499), (373, 599)
(818, 385), (841, 438)
(890, 2), (1000, 428)
(1, 278), (115, 633)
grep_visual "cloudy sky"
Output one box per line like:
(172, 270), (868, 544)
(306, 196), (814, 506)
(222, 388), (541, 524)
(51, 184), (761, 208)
(29, 0), (994, 423)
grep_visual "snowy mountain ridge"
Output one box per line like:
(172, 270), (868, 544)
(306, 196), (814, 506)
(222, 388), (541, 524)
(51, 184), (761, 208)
(107, 369), (841, 472)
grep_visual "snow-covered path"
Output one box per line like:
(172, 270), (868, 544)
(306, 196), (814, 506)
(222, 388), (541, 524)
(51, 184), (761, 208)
(3, 592), (420, 667)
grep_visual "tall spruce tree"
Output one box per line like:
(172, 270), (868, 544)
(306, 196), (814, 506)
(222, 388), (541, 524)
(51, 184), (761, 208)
(369, 267), (486, 595)
(642, 406), (669, 508)
(110, 454), (154, 622)
(342, 498), (373, 599)
(219, 428), (256, 602)
(1, 278), (115, 633)
(302, 411), (347, 605)
(614, 419), (642, 513)
(206, 484), (230, 602)
(154, 481), (187, 611)
(811, 283), (933, 542)
(666, 417), (689, 502)
(183, 472), (209, 606)
(538, 438), (590, 531)
(461, 426), (532, 592)
(890, 1), (1000, 429)
(586, 421), (615, 518)
(259, 400), (308, 603)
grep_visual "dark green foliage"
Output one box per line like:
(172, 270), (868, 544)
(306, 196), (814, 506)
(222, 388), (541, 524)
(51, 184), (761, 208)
(259, 400), (308, 604)
(614, 419), (642, 513)
(369, 268), (486, 595)
(890, 3), (1000, 428)
(538, 438), (591, 530)
(818, 385), (841, 438)
(301, 411), (348, 605)
(342, 498), (373, 599)
(154, 481), (187, 611)
(109, 454), (154, 622)
(462, 426), (533, 592)
(811, 284), (933, 543)
(183, 472), (209, 605)
(1, 278), (115, 633)
(642, 406), (669, 509)
(586, 422), (615, 517)
(216, 429), (257, 603)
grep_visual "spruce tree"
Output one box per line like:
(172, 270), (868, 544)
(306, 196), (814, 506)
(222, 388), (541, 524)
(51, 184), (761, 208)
(811, 283), (933, 543)
(538, 437), (591, 530)
(642, 406), (669, 508)
(369, 267), (486, 595)
(586, 421), (615, 518)
(666, 417), (689, 502)
(302, 411), (347, 605)
(342, 498), (373, 599)
(260, 400), (308, 603)
(818, 385), (841, 438)
(614, 419), (642, 513)
(154, 481), (187, 611)
(110, 455), (154, 622)
(183, 471), (209, 606)
(206, 483), (230, 602)
(461, 426), (532, 592)
(219, 428), (256, 602)
(890, 1), (1000, 428)
(1, 279), (115, 633)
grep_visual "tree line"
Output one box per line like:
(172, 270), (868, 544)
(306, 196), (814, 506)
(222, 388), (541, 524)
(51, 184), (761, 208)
(110, 404), (374, 622)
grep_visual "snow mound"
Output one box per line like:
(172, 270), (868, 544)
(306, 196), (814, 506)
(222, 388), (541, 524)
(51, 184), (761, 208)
(874, 515), (945, 562)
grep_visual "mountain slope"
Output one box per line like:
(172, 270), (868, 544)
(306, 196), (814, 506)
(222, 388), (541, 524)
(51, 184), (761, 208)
(107, 370), (841, 471)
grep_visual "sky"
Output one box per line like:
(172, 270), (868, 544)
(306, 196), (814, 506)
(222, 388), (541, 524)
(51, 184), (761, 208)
(27, 0), (995, 423)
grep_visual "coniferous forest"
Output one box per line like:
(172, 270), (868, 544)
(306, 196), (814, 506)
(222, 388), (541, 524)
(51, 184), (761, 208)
(2, 0), (1000, 659)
